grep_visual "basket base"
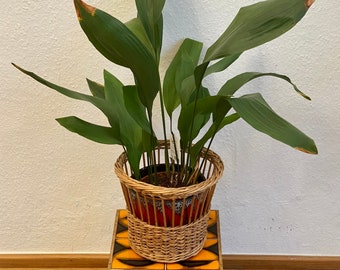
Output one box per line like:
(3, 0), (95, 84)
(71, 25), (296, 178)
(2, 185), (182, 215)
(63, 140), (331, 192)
(127, 210), (210, 263)
(108, 209), (223, 269)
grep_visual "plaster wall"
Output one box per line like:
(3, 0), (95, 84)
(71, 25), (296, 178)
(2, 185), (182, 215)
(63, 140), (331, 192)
(1, 0), (340, 255)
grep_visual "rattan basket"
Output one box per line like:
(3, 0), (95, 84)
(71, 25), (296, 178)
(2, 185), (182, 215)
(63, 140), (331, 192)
(114, 141), (224, 263)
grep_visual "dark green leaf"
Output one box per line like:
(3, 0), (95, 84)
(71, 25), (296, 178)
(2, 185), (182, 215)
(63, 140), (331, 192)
(74, 0), (160, 110)
(205, 0), (311, 61)
(218, 72), (311, 100)
(204, 53), (241, 77)
(125, 18), (156, 58)
(56, 116), (121, 145)
(135, 0), (165, 62)
(123, 85), (151, 134)
(12, 63), (117, 127)
(178, 95), (222, 148)
(103, 70), (124, 103)
(103, 70), (139, 142)
(163, 38), (203, 116)
(86, 78), (105, 99)
(190, 113), (240, 166)
(194, 62), (209, 92)
(103, 70), (146, 174)
(189, 95), (237, 167)
(185, 87), (211, 143)
(229, 93), (318, 154)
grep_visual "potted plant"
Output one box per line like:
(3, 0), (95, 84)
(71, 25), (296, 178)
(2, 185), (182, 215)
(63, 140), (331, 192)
(13, 0), (317, 263)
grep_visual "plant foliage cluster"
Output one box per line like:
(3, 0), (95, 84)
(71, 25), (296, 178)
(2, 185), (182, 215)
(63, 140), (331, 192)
(14, 0), (317, 185)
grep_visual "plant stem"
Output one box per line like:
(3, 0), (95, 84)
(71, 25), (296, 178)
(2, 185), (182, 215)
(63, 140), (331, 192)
(158, 88), (170, 172)
(196, 115), (229, 183)
(146, 108), (159, 185)
(184, 62), (210, 183)
(184, 93), (199, 184)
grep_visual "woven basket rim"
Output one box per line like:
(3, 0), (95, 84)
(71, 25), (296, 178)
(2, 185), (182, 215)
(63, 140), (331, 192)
(114, 142), (224, 198)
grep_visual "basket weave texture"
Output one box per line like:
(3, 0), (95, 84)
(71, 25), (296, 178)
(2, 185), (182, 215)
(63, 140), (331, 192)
(114, 141), (224, 263)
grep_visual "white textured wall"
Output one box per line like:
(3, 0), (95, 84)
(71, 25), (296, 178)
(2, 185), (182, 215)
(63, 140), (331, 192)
(1, 0), (340, 255)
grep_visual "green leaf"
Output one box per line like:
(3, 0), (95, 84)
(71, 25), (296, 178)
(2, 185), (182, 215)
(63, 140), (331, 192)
(13, 63), (144, 176)
(74, 0), (160, 110)
(123, 85), (151, 134)
(86, 78), (105, 99)
(12, 63), (117, 127)
(135, 0), (165, 62)
(141, 129), (158, 163)
(103, 70), (139, 143)
(204, 53), (241, 77)
(163, 38), (203, 116)
(178, 95), (221, 148)
(186, 87), (211, 143)
(218, 72), (311, 100)
(103, 70), (124, 103)
(125, 18), (156, 58)
(194, 62), (210, 92)
(229, 93), (318, 154)
(190, 112), (240, 166)
(103, 70), (145, 175)
(205, 0), (311, 61)
(189, 95), (237, 167)
(181, 62), (212, 144)
(56, 116), (122, 145)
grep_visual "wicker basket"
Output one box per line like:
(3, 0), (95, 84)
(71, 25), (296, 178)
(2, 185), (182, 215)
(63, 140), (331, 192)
(114, 141), (224, 263)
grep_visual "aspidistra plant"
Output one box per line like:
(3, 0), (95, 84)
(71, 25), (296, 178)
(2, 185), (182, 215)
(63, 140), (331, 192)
(14, 0), (317, 184)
